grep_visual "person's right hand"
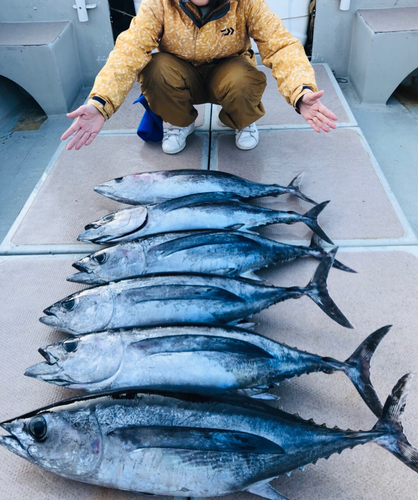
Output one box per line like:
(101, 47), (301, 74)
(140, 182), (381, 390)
(61, 104), (105, 150)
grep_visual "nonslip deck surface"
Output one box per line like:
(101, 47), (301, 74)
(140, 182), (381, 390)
(0, 250), (417, 499)
(5, 128), (406, 250)
(213, 128), (404, 242)
(9, 134), (208, 247)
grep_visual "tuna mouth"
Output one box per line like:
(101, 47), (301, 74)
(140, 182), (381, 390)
(72, 261), (90, 273)
(24, 356), (71, 386)
(38, 347), (58, 365)
(0, 435), (30, 460)
(24, 367), (70, 386)
(94, 183), (113, 196)
(42, 306), (56, 317)
(67, 272), (104, 285)
(78, 213), (149, 244)
(0, 423), (31, 461)
(39, 311), (61, 329)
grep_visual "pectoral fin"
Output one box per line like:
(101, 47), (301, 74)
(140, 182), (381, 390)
(247, 481), (289, 500)
(130, 335), (274, 359)
(240, 270), (265, 281)
(108, 426), (285, 455)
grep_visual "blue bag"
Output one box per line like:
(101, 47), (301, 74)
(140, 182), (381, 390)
(134, 94), (163, 142)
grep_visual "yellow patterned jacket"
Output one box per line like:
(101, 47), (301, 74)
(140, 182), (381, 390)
(89, 0), (317, 120)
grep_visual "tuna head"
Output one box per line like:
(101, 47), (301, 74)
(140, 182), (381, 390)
(39, 287), (114, 335)
(77, 206), (148, 244)
(94, 172), (160, 204)
(0, 409), (102, 478)
(25, 333), (125, 390)
(68, 245), (146, 285)
(94, 176), (129, 201)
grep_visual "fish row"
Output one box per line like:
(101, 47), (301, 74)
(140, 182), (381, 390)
(3, 169), (416, 499)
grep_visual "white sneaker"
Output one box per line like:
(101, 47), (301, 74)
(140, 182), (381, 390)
(162, 122), (196, 154)
(235, 123), (259, 150)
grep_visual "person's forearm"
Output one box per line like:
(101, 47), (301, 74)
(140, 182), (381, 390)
(88, 0), (163, 119)
(244, 0), (317, 108)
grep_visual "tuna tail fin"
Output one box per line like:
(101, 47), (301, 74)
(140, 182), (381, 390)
(303, 201), (334, 245)
(310, 234), (357, 273)
(304, 247), (354, 329)
(373, 373), (418, 473)
(324, 326), (390, 416)
(285, 172), (318, 205)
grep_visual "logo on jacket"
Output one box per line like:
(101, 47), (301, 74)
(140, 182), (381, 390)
(221, 27), (234, 36)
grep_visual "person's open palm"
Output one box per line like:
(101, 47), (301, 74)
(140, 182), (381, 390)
(299, 90), (337, 133)
(61, 104), (105, 150)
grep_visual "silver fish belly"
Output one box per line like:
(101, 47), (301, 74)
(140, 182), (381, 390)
(77, 192), (333, 245)
(94, 169), (317, 205)
(68, 231), (355, 285)
(1, 375), (416, 498)
(39, 249), (354, 335)
(25, 324), (390, 416)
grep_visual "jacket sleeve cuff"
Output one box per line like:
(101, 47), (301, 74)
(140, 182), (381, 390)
(87, 96), (114, 120)
(292, 85), (316, 114)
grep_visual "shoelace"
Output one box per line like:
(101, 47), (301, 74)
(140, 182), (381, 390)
(164, 128), (183, 139)
(236, 124), (257, 139)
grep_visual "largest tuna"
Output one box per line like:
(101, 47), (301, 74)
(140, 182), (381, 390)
(0, 375), (417, 498)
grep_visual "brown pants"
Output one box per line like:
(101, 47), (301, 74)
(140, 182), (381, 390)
(139, 52), (267, 130)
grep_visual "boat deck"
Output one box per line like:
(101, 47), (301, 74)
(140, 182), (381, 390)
(0, 64), (417, 499)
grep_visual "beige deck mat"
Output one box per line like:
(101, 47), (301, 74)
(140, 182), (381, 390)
(9, 134), (209, 248)
(0, 249), (417, 499)
(212, 128), (406, 242)
(6, 128), (409, 250)
(212, 64), (356, 130)
(102, 81), (209, 131)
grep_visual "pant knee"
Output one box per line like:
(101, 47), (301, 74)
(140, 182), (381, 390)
(212, 66), (266, 103)
(140, 53), (184, 91)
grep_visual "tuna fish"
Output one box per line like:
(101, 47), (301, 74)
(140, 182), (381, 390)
(25, 324), (390, 417)
(39, 248), (354, 335)
(68, 231), (355, 285)
(1, 375), (417, 498)
(77, 192), (333, 245)
(94, 169), (318, 205)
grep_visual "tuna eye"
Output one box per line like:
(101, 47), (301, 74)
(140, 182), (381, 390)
(62, 299), (75, 311)
(63, 339), (79, 353)
(93, 253), (107, 265)
(114, 177), (123, 183)
(28, 416), (47, 441)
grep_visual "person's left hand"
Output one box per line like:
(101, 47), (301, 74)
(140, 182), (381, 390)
(298, 90), (337, 133)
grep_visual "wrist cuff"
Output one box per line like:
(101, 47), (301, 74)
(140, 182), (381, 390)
(293, 86), (315, 114)
(88, 95), (113, 120)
